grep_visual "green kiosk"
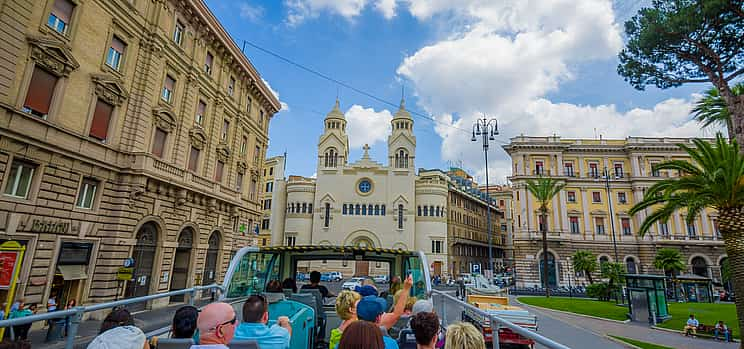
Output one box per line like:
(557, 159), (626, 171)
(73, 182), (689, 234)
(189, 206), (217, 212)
(625, 274), (670, 323)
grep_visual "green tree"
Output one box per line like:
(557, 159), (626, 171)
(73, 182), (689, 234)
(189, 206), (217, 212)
(653, 248), (687, 278)
(629, 134), (744, 346)
(601, 262), (626, 302)
(617, 1), (744, 149)
(692, 83), (744, 139)
(572, 250), (598, 284)
(525, 177), (565, 297)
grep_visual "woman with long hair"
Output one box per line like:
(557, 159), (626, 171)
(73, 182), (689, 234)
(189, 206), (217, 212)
(338, 320), (384, 349)
(444, 322), (485, 349)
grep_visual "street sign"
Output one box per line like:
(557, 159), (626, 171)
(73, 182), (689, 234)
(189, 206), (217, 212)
(472, 264), (481, 274)
(123, 258), (135, 268)
(117, 267), (134, 281)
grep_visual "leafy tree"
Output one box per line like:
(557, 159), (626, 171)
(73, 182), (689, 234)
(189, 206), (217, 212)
(692, 83), (744, 139)
(618, 1), (744, 149)
(601, 262), (626, 302)
(722, 258), (732, 283)
(629, 134), (744, 346)
(525, 177), (565, 297)
(572, 250), (598, 284)
(653, 248), (687, 278)
(586, 282), (610, 301)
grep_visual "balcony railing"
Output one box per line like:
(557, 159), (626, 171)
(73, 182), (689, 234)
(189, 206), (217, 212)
(563, 169), (575, 177)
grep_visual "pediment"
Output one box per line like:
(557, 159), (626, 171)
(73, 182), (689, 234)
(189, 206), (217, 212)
(392, 195), (409, 205)
(91, 74), (128, 106)
(216, 143), (231, 162)
(189, 127), (207, 149)
(388, 132), (416, 148)
(236, 160), (247, 174)
(318, 132), (347, 149)
(319, 193), (336, 203)
(151, 107), (177, 132)
(590, 209), (607, 216)
(27, 36), (79, 77)
(567, 209), (582, 215)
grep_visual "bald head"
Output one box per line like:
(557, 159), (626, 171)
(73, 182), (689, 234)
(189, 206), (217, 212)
(197, 302), (236, 345)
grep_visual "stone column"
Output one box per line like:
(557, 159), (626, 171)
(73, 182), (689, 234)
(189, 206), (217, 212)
(559, 190), (569, 232)
(631, 155), (641, 177)
(578, 156), (585, 177)
(581, 189), (591, 236)
(552, 195), (560, 232)
(701, 210), (712, 237)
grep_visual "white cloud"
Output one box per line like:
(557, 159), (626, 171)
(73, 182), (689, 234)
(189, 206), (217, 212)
(239, 2), (264, 22)
(345, 105), (393, 148)
(375, 0), (397, 19)
(260, 78), (290, 113)
(284, 0), (402, 24)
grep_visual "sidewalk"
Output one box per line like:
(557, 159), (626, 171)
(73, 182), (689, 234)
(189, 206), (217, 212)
(27, 299), (211, 349)
(515, 298), (737, 349)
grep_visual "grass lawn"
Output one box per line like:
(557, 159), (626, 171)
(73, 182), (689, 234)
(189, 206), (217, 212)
(657, 302), (739, 339)
(516, 297), (628, 321)
(608, 335), (674, 349)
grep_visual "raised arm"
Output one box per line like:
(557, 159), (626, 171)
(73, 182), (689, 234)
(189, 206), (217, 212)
(380, 274), (413, 329)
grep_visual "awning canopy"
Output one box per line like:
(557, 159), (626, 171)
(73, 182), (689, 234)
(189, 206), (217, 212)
(57, 264), (87, 280)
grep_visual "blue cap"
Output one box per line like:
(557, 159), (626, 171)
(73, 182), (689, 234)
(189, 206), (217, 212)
(354, 285), (378, 297)
(356, 295), (387, 322)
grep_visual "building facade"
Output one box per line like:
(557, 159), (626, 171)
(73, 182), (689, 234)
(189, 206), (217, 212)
(270, 100), (450, 276)
(504, 136), (726, 288)
(445, 168), (504, 278)
(0, 0), (279, 313)
(483, 184), (515, 272)
(259, 155), (285, 246)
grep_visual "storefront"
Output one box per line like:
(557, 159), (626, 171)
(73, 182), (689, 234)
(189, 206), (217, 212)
(49, 242), (93, 309)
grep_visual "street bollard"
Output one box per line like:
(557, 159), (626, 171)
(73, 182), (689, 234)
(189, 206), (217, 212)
(651, 309), (657, 326)
(65, 308), (83, 349)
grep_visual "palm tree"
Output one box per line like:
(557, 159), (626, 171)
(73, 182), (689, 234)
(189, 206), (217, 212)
(629, 134), (744, 344)
(572, 250), (597, 284)
(653, 248), (686, 278)
(601, 262), (625, 302)
(525, 176), (565, 297)
(692, 83), (744, 140)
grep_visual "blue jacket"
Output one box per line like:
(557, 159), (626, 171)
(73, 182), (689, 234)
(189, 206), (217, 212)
(233, 322), (290, 349)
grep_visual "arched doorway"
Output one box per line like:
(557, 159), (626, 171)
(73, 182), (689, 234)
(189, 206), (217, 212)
(203, 231), (221, 285)
(539, 252), (557, 288)
(625, 257), (637, 274)
(352, 237), (374, 276)
(170, 228), (193, 302)
(125, 222), (158, 311)
(691, 256), (709, 277)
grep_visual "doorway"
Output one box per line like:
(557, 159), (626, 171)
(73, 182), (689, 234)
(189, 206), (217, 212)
(125, 222), (158, 311)
(202, 231), (221, 285)
(170, 228), (193, 302)
(355, 261), (370, 276)
(432, 261), (442, 276)
(539, 252), (557, 288)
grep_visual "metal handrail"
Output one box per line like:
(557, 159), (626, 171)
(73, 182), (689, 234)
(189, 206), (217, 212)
(0, 284), (223, 349)
(431, 289), (572, 349)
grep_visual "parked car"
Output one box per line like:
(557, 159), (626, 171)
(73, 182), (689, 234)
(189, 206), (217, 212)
(328, 271), (343, 281)
(373, 275), (389, 284)
(342, 277), (366, 290)
(320, 273), (332, 282)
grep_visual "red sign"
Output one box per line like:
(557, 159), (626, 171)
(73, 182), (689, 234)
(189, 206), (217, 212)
(0, 251), (19, 289)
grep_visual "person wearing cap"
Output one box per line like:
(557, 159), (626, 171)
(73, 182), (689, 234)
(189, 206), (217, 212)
(87, 325), (149, 349)
(192, 302), (237, 349)
(356, 296), (400, 349)
(354, 285), (379, 297)
(233, 295), (292, 349)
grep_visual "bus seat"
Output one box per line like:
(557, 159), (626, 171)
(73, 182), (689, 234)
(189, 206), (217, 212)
(397, 329), (417, 349)
(282, 288), (293, 298)
(156, 338), (194, 349)
(324, 311), (341, 340)
(289, 293), (316, 314)
(299, 289), (325, 320)
(265, 292), (285, 304)
(388, 314), (410, 339)
(268, 299), (316, 349)
(229, 339), (260, 349)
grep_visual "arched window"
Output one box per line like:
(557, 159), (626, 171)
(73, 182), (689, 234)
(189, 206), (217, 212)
(324, 203), (331, 227)
(342, 204), (347, 215)
(368, 204), (373, 215)
(395, 149), (409, 168)
(290, 203), (295, 213)
(398, 204), (404, 229)
(625, 257), (637, 274)
(374, 205), (380, 215)
(417, 206), (422, 216)
(423, 206), (428, 216)
(430, 205), (434, 217)
(599, 256), (609, 266)
(435, 206), (440, 217)
(308, 203), (313, 213)
(302, 203), (307, 213)
(362, 204), (367, 215)
(355, 204), (361, 215)
(692, 257), (709, 277)
(324, 148), (338, 167)
(381, 205), (386, 216)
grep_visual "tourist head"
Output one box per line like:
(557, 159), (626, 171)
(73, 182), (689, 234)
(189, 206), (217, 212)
(197, 302), (237, 345)
(356, 295), (387, 323)
(87, 325), (148, 349)
(171, 305), (199, 339)
(282, 278), (297, 293)
(266, 280), (283, 293)
(100, 307), (134, 334)
(310, 271), (321, 284)
(335, 290), (361, 321)
(444, 322), (486, 349)
(690, 314), (695, 319)
(362, 278), (377, 288)
(337, 320), (384, 349)
(412, 299), (434, 315)
(67, 299), (77, 307)
(27, 304), (37, 312)
(354, 285), (378, 297)
(242, 295), (269, 324)
(410, 312), (440, 347)
(393, 290), (417, 313)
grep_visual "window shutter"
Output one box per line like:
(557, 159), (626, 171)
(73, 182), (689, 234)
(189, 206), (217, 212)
(215, 161), (224, 182)
(206, 52), (213, 68)
(89, 100), (113, 141)
(152, 128), (167, 158)
(111, 36), (125, 53)
(52, 0), (74, 23)
(188, 147), (199, 172)
(24, 68), (57, 115)
(198, 101), (206, 115)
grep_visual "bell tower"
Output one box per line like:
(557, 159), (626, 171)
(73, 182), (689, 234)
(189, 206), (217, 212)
(317, 99), (349, 170)
(388, 98), (416, 171)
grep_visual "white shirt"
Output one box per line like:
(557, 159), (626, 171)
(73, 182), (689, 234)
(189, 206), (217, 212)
(687, 318), (699, 327)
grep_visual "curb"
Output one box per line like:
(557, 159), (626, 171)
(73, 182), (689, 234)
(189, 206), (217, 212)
(651, 325), (741, 343)
(514, 298), (631, 324)
(605, 335), (645, 349)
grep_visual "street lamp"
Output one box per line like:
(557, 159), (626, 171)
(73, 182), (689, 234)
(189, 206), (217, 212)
(596, 167), (620, 262)
(471, 116), (499, 282)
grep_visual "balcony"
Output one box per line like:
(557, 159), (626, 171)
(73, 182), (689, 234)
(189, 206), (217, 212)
(563, 169), (576, 177)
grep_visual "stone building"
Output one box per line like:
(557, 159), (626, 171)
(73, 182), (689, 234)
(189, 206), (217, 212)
(482, 184), (515, 271)
(504, 136), (726, 288)
(270, 99), (450, 276)
(445, 168), (504, 278)
(0, 0), (279, 312)
(259, 155), (285, 246)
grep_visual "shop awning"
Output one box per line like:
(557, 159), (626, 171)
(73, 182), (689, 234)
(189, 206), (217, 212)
(57, 265), (87, 280)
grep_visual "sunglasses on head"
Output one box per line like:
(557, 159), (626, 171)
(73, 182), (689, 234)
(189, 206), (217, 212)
(211, 316), (237, 331)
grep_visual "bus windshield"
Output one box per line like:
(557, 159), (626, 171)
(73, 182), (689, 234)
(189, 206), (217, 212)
(225, 250), (279, 298)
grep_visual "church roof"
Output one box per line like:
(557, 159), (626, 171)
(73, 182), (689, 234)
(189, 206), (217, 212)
(392, 98), (412, 120)
(325, 99), (346, 121)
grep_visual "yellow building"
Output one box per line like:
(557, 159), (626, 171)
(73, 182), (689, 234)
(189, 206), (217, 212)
(0, 0), (279, 312)
(504, 136), (726, 288)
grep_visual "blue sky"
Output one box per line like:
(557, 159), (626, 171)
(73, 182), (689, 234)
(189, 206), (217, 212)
(205, 0), (715, 183)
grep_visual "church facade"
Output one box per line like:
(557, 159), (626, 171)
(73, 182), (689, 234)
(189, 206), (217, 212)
(269, 100), (450, 276)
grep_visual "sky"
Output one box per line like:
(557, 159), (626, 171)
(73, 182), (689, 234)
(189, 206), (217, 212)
(204, 0), (720, 184)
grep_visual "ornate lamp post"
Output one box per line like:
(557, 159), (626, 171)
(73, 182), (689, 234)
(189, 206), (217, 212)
(471, 117), (499, 282)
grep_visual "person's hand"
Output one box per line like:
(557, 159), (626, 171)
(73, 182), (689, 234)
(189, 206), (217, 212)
(277, 316), (291, 329)
(403, 274), (413, 290)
